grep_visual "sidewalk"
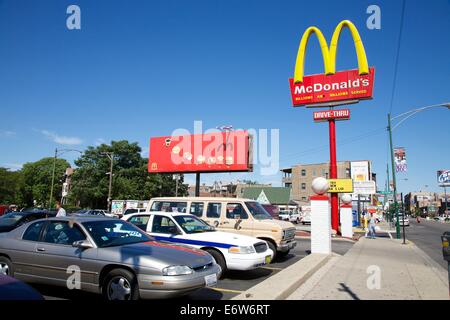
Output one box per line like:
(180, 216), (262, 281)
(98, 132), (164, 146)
(287, 237), (449, 300)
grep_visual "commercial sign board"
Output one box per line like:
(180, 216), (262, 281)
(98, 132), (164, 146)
(328, 179), (353, 193)
(313, 108), (350, 122)
(289, 20), (375, 107)
(353, 180), (376, 195)
(148, 131), (253, 173)
(350, 161), (370, 182)
(437, 170), (450, 186)
(394, 147), (407, 173)
(290, 68), (375, 107)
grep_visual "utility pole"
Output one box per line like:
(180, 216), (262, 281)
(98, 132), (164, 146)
(102, 152), (114, 212)
(49, 148), (58, 209)
(388, 113), (401, 239)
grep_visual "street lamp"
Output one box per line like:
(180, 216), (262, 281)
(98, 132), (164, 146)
(48, 148), (83, 209)
(388, 102), (450, 240)
(101, 152), (115, 212)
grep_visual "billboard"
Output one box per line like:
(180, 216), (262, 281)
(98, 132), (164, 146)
(328, 179), (353, 193)
(350, 161), (370, 182)
(437, 170), (450, 186)
(290, 20), (375, 107)
(394, 147), (407, 173)
(353, 180), (376, 195)
(148, 131), (253, 173)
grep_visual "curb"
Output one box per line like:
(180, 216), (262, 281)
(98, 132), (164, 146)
(231, 253), (332, 300)
(295, 236), (357, 243)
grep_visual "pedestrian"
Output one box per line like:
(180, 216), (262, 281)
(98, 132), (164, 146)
(55, 201), (66, 217)
(368, 213), (377, 239)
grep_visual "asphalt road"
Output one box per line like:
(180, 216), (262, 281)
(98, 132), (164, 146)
(403, 219), (450, 269)
(34, 238), (354, 301)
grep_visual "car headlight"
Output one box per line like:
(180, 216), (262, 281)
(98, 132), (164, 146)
(162, 265), (193, 276)
(228, 246), (256, 254)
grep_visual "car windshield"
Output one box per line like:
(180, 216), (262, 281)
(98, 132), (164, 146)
(0, 213), (24, 226)
(245, 202), (273, 220)
(173, 215), (215, 234)
(82, 220), (151, 248)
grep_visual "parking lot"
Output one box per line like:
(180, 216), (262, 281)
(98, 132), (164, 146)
(33, 238), (354, 300)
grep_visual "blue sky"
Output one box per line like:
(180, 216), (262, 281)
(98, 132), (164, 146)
(0, 0), (449, 194)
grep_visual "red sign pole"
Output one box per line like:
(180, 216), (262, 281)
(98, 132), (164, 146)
(328, 118), (339, 233)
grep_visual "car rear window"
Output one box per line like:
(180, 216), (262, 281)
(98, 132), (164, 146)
(23, 221), (46, 242)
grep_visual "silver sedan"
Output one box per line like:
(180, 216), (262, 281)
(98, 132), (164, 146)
(0, 217), (221, 300)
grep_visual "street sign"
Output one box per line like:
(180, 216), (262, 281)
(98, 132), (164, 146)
(328, 179), (353, 193)
(353, 180), (376, 195)
(313, 109), (350, 122)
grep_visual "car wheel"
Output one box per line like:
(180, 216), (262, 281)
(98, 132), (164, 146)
(205, 249), (227, 279)
(0, 256), (13, 276)
(102, 269), (139, 301)
(266, 241), (277, 262)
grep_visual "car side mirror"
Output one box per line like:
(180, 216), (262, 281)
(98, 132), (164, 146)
(72, 240), (94, 249)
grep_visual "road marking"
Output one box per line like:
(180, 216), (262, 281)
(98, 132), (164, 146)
(210, 288), (243, 294)
(261, 266), (283, 271)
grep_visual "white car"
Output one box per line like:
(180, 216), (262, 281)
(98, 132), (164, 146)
(300, 212), (311, 225)
(279, 212), (301, 224)
(123, 211), (274, 277)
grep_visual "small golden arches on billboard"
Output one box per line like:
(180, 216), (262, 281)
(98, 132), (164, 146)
(294, 20), (369, 83)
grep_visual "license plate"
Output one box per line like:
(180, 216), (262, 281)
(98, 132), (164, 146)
(265, 255), (272, 264)
(205, 274), (218, 287)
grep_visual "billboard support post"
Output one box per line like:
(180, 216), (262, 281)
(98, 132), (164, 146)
(328, 117), (339, 233)
(195, 173), (200, 197)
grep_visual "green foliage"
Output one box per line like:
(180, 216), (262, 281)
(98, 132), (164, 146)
(0, 168), (26, 206)
(68, 140), (188, 208)
(21, 157), (70, 207)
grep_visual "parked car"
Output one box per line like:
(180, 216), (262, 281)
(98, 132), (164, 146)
(123, 211), (274, 276)
(0, 216), (221, 300)
(147, 197), (297, 260)
(279, 211), (301, 224)
(73, 209), (117, 218)
(300, 212), (311, 225)
(0, 274), (44, 300)
(0, 211), (53, 233)
(394, 214), (409, 226)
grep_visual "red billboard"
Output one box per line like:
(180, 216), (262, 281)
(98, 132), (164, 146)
(289, 68), (375, 107)
(313, 109), (350, 122)
(148, 131), (253, 173)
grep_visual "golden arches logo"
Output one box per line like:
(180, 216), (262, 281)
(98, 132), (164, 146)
(294, 20), (369, 83)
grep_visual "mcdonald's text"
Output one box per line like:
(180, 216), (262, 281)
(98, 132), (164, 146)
(289, 67), (375, 106)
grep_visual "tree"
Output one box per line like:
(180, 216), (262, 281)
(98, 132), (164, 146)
(0, 168), (25, 206)
(21, 157), (70, 207)
(69, 140), (188, 209)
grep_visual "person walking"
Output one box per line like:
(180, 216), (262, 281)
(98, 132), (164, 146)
(55, 201), (66, 217)
(368, 213), (377, 239)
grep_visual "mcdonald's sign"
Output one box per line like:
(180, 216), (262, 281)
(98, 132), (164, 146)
(289, 20), (375, 107)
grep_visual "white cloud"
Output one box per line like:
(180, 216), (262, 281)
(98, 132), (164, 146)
(41, 130), (82, 145)
(95, 138), (106, 146)
(2, 163), (23, 171)
(0, 130), (16, 138)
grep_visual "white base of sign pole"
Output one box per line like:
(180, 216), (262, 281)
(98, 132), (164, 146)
(310, 195), (331, 255)
(340, 204), (353, 239)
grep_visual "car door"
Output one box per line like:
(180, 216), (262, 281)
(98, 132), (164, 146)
(126, 215), (152, 232)
(148, 215), (183, 243)
(11, 220), (47, 279)
(33, 221), (97, 286)
(221, 202), (253, 237)
(203, 202), (222, 228)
